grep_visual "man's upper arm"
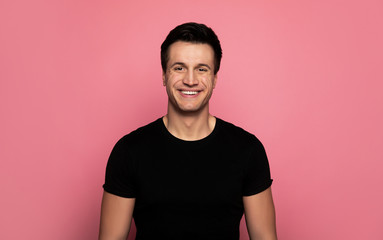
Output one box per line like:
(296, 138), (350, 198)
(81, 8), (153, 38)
(99, 191), (135, 240)
(243, 187), (277, 240)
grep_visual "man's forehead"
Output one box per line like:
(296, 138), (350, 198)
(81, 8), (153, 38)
(169, 41), (213, 51)
(168, 42), (214, 59)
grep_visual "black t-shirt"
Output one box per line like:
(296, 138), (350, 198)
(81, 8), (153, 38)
(103, 117), (273, 240)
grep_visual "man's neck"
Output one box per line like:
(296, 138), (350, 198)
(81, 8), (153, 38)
(163, 106), (216, 141)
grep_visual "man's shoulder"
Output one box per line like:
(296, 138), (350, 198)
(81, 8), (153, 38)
(216, 117), (262, 146)
(116, 117), (163, 146)
(217, 118), (255, 137)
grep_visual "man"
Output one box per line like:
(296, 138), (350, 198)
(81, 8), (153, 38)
(99, 22), (277, 240)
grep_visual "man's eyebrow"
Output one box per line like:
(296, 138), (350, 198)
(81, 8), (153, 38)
(170, 62), (187, 68)
(196, 63), (211, 69)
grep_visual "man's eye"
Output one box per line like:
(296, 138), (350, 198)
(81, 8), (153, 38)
(198, 68), (208, 72)
(174, 67), (183, 71)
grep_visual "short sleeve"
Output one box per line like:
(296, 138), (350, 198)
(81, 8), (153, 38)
(242, 137), (273, 196)
(102, 136), (137, 198)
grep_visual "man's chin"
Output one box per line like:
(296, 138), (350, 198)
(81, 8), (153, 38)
(175, 105), (205, 115)
(168, 100), (209, 115)
(178, 108), (201, 114)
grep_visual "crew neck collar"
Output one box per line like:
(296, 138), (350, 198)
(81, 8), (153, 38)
(158, 116), (220, 145)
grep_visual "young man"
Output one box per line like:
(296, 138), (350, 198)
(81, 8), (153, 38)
(99, 22), (277, 240)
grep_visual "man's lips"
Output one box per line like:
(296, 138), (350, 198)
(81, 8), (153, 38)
(181, 90), (199, 95)
(178, 89), (202, 97)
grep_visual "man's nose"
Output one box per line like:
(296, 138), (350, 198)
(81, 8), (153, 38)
(183, 70), (198, 86)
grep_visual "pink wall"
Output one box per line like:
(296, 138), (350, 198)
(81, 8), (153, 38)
(1, 0), (382, 239)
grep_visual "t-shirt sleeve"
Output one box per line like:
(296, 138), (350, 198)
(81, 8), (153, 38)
(102, 136), (137, 198)
(242, 136), (273, 196)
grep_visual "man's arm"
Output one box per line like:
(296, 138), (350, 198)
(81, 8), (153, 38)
(99, 191), (135, 240)
(243, 187), (277, 240)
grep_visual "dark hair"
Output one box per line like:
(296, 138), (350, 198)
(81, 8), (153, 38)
(161, 22), (222, 75)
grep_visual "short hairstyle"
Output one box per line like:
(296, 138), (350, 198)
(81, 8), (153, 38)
(161, 22), (222, 75)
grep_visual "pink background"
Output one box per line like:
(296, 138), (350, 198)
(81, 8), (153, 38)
(1, 0), (382, 239)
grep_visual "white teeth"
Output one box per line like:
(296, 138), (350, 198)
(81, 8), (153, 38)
(181, 91), (198, 95)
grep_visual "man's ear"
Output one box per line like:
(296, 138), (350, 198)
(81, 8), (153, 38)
(162, 72), (166, 86)
(213, 74), (217, 89)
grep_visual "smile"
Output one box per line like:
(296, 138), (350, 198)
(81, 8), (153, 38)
(181, 91), (199, 95)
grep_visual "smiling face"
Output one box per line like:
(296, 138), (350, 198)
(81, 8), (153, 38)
(163, 41), (217, 115)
